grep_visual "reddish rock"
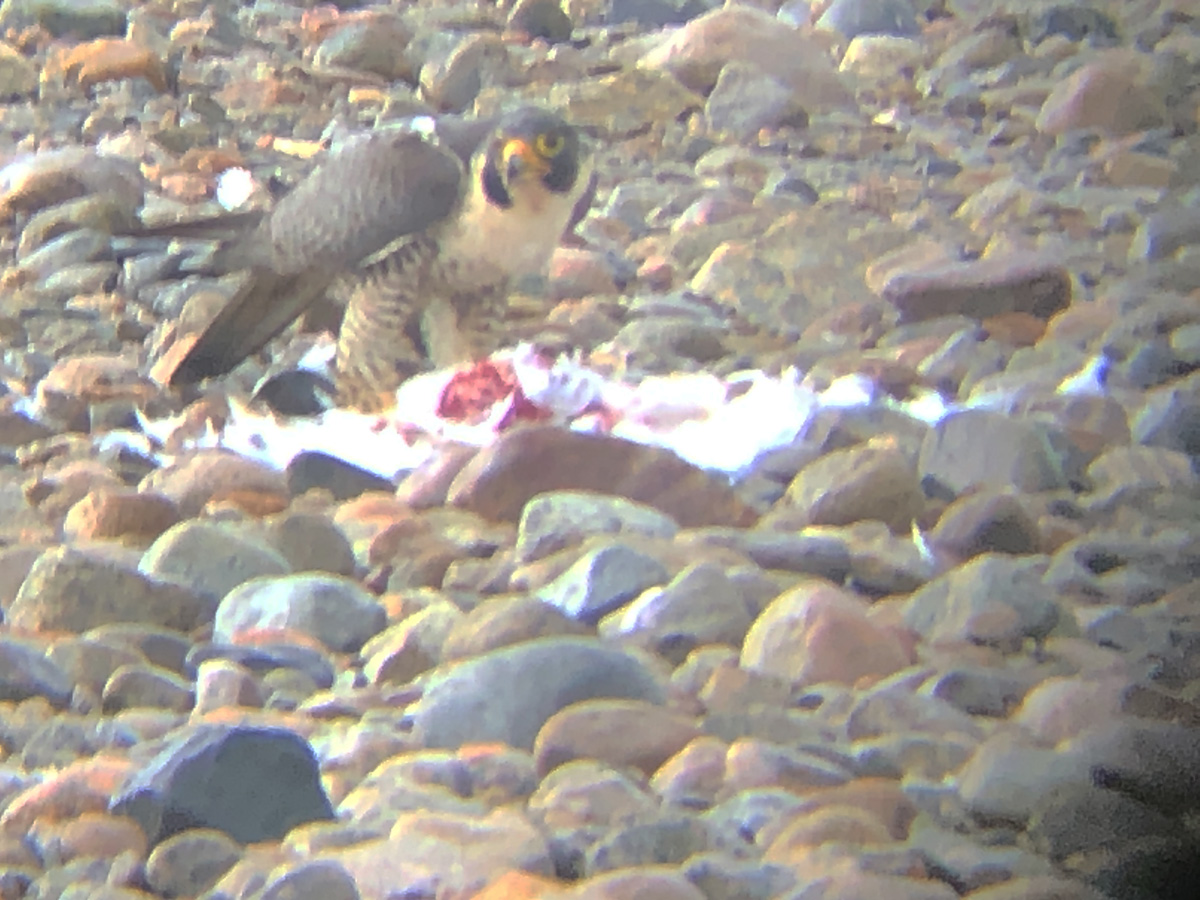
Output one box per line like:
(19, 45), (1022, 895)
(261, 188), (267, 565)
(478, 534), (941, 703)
(447, 426), (758, 527)
(62, 489), (181, 542)
(878, 252), (1070, 323)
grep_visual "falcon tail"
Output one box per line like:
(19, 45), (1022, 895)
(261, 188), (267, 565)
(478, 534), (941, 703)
(168, 266), (329, 386)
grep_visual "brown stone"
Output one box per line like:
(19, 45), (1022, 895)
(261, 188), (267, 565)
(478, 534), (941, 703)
(447, 426), (758, 527)
(878, 252), (1071, 323)
(46, 38), (169, 92)
(139, 450), (289, 517)
(1036, 50), (1168, 137)
(741, 580), (915, 688)
(533, 699), (702, 777)
(62, 489), (181, 543)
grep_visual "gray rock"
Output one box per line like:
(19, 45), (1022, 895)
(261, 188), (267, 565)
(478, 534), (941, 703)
(110, 724), (334, 846)
(816, 0), (920, 39)
(907, 824), (1056, 892)
(955, 734), (1093, 825)
(515, 491), (678, 566)
(926, 666), (1032, 717)
(10, 547), (215, 634)
(1026, 783), (1177, 861)
(20, 717), (99, 769)
(587, 814), (713, 874)
(705, 64), (807, 140)
(15, 227), (110, 274)
(1132, 386), (1200, 456)
(599, 563), (769, 657)
(538, 542), (668, 625)
(140, 521), (292, 602)
(214, 575), (386, 653)
(0, 42), (35, 98)
(903, 554), (1060, 649)
(701, 788), (806, 845)
(408, 637), (667, 750)
(313, 17), (414, 81)
(1129, 205), (1200, 262)
(261, 512), (356, 578)
(0, 638), (73, 708)
(919, 410), (1070, 497)
(682, 852), (796, 900)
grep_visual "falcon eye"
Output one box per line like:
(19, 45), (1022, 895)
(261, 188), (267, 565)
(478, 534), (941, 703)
(535, 132), (565, 157)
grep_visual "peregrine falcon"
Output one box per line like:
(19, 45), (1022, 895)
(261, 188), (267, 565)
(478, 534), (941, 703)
(167, 108), (590, 411)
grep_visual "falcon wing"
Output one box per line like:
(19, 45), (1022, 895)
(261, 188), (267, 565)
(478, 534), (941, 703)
(167, 128), (464, 385)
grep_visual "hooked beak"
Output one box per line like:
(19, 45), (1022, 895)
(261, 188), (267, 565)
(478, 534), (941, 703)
(501, 138), (549, 183)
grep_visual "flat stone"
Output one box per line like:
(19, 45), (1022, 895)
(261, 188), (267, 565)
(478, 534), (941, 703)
(878, 253), (1071, 324)
(407, 636), (667, 750)
(447, 426), (757, 528)
(62, 489), (181, 543)
(533, 698), (701, 776)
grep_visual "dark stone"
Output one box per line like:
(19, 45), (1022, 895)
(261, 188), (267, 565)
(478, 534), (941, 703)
(253, 369), (336, 417)
(285, 451), (395, 501)
(111, 724), (334, 845)
(1026, 783), (1177, 861)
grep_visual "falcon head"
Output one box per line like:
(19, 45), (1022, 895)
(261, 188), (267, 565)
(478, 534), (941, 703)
(479, 108), (582, 209)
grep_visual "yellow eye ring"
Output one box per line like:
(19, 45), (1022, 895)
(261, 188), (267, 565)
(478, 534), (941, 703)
(534, 132), (565, 158)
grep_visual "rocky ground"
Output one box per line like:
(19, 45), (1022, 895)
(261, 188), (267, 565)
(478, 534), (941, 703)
(0, 0), (1197, 899)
